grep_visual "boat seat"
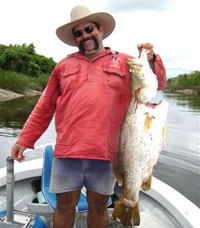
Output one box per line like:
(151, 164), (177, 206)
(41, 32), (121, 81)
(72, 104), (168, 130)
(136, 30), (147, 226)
(41, 144), (112, 212)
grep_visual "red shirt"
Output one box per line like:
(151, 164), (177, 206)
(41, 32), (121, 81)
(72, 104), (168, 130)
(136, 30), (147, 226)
(17, 48), (166, 162)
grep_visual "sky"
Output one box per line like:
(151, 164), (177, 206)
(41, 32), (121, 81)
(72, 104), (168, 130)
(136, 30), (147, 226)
(0, 0), (200, 78)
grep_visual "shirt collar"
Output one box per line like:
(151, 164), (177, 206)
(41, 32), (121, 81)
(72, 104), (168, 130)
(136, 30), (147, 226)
(67, 47), (112, 61)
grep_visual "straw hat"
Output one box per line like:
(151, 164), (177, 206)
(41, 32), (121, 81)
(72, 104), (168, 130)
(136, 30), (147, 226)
(56, 5), (115, 46)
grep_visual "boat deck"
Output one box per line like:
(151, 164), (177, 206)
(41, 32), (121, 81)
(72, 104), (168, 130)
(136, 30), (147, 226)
(44, 210), (171, 228)
(42, 202), (180, 228)
(0, 174), (189, 228)
(75, 210), (171, 228)
(1, 149), (200, 228)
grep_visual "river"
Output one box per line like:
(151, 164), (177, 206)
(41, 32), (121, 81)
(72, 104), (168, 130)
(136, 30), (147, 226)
(0, 91), (200, 208)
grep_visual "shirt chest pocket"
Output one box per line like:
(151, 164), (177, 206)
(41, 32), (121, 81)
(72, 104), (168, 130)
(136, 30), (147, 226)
(60, 67), (80, 91)
(104, 67), (125, 91)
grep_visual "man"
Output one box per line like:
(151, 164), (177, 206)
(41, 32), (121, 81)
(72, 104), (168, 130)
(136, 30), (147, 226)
(11, 5), (166, 228)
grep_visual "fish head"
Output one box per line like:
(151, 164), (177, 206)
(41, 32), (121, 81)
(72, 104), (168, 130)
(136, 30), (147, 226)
(127, 58), (145, 96)
(127, 49), (158, 101)
(127, 58), (145, 81)
(127, 49), (152, 82)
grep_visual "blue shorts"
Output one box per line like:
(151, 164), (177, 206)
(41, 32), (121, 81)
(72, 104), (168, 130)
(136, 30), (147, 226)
(49, 158), (116, 195)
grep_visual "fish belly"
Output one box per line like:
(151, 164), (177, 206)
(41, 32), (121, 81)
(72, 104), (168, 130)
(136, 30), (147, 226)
(112, 98), (169, 226)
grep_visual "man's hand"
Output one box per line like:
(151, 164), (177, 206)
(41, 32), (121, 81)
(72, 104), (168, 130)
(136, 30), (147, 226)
(137, 43), (155, 73)
(11, 144), (26, 162)
(137, 43), (154, 61)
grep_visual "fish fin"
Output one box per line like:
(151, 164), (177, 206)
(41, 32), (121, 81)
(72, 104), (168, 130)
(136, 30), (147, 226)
(135, 88), (141, 100)
(142, 174), (152, 191)
(112, 163), (123, 185)
(113, 201), (140, 226)
(162, 126), (166, 144)
(143, 113), (153, 132)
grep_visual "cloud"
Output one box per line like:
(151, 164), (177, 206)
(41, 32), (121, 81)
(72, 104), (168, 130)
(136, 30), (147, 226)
(1, 0), (200, 78)
(104, 0), (176, 13)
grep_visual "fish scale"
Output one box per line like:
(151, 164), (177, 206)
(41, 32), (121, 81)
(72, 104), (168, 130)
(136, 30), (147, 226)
(112, 49), (169, 227)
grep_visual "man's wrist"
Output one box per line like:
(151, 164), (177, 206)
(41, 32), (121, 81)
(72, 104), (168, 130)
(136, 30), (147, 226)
(148, 54), (156, 74)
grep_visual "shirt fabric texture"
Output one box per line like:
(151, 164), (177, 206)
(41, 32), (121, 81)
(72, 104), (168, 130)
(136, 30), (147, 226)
(17, 47), (166, 162)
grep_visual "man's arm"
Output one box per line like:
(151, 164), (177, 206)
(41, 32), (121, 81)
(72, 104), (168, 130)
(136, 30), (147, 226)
(11, 66), (61, 161)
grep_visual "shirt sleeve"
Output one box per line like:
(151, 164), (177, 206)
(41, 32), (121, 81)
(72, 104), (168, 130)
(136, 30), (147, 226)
(154, 54), (167, 90)
(16, 66), (61, 148)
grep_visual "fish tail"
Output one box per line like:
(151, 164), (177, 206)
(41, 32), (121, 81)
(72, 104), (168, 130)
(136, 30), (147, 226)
(142, 174), (152, 191)
(112, 201), (140, 227)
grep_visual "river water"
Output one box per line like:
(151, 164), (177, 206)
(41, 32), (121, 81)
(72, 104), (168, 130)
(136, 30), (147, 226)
(0, 91), (200, 208)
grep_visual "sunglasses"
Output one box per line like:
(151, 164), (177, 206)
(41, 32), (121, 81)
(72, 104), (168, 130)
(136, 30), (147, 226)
(73, 26), (95, 38)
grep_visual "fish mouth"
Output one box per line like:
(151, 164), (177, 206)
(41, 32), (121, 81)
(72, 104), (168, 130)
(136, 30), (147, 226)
(127, 58), (144, 69)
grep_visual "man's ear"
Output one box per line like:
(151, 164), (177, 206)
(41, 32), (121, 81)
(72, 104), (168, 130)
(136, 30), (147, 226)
(99, 25), (104, 37)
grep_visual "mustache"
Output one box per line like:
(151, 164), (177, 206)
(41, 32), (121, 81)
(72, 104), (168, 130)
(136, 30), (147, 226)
(79, 36), (99, 53)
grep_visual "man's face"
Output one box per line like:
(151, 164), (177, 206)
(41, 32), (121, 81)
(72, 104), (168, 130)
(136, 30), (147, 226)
(73, 21), (104, 57)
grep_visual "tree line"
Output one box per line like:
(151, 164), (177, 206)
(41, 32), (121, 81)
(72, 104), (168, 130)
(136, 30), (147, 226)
(166, 71), (200, 91)
(1, 43), (199, 94)
(0, 43), (56, 77)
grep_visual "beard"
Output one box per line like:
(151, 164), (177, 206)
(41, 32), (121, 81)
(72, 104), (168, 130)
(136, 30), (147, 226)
(79, 36), (99, 53)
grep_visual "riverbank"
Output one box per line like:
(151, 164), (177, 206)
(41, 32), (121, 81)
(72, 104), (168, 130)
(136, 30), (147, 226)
(166, 71), (200, 93)
(0, 88), (42, 102)
(1, 88), (199, 102)
(165, 89), (200, 95)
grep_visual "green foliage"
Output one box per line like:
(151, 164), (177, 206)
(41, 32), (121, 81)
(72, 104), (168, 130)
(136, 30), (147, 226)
(28, 74), (49, 90)
(0, 70), (49, 93)
(0, 70), (29, 93)
(0, 43), (56, 77)
(167, 71), (200, 91)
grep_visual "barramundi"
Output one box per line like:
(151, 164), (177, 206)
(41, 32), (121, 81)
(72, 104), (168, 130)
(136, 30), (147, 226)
(112, 49), (169, 227)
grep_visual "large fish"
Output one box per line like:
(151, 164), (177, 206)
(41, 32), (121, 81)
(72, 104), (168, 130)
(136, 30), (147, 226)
(112, 49), (169, 227)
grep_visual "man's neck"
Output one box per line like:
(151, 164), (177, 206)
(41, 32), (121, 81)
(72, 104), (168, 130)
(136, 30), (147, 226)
(82, 47), (105, 60)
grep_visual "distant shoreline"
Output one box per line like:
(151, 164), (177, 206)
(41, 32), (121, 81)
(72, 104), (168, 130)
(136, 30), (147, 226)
(1, 88), (199, 103)
(2, 87), (198, 103)
(0, 89), (42, 102)
(165, 89), (200, 95)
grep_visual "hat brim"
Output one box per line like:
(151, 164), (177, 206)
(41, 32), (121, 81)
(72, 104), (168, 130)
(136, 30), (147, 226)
(56, 12), (115, 46)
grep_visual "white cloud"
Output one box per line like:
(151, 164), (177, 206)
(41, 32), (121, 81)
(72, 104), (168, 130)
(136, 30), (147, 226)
(0, 0), (200, 77)
(104, 0), (175, 12)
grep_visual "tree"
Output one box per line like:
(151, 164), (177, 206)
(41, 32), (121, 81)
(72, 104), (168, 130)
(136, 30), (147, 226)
(0, 43), (56, 77)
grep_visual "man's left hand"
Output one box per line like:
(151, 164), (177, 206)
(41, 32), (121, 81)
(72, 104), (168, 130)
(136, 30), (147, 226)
(137, 43), (154, 61)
